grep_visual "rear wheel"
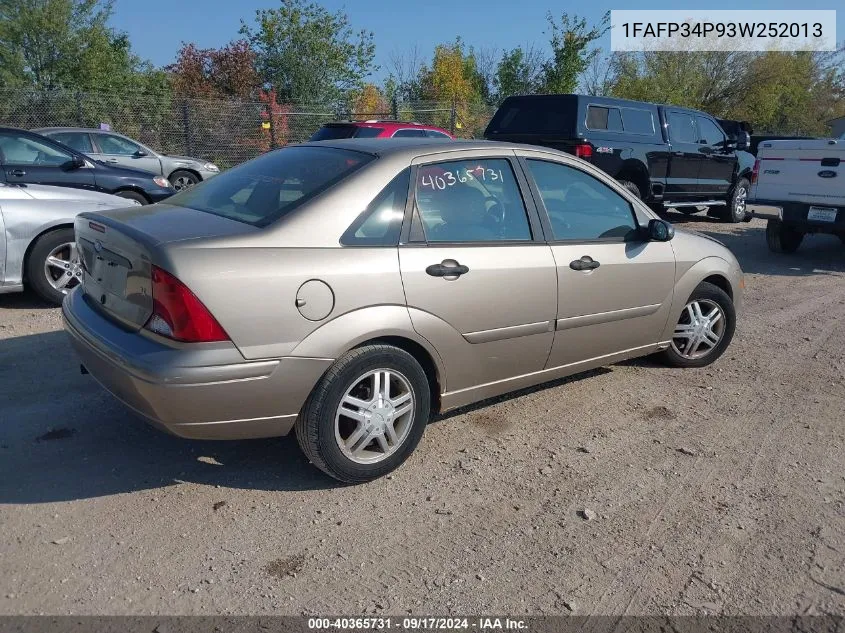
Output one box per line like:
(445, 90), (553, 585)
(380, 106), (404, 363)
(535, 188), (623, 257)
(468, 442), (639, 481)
(618, 179), (641, 199)
(766, 219), (804, 253)
(295, 345), (431, 483)
(677, 207), (701, 216)
(27, 228), (83, 305)
(661, 282), (736, 368)
(723, 177), (750, 223)
(115, 189), (148, 205)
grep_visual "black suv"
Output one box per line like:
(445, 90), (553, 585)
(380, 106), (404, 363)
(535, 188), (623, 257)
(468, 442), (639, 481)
(0, 127), (174, 204)
(484, 95), (754, 223)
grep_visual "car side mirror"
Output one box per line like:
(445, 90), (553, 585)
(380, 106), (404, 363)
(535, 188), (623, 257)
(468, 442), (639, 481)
(133, 150), (148, 158)
(646, 218), (674, 242)
(68, 155), (86, 170)
(735, 138), (748, 151)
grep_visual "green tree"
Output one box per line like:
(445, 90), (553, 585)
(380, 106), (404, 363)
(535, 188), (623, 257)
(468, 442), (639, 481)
(240, 0), (376, 105)
(0, 0), (164, 92)
(541, 10), (609, 94)
(494, 46), (544, 102)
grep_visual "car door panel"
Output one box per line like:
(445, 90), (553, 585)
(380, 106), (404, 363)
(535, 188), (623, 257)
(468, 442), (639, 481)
(0, 131), (95, 190)
(398, 152), (557, 395)
(665, 110), (704, 197)
(517, 152), (677, 368)
(695, 116), (736, 197)
(94, 133), (161, 174)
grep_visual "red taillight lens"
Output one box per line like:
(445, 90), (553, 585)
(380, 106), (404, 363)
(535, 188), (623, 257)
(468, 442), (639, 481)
(751, 159), (759, 184)
(574, 143), (593, 160)
(145, 266), (229, 343)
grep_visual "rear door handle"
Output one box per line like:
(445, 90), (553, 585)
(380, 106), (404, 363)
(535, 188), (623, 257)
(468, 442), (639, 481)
(570, 256), (600, 271)
(8, 169), (26, 177)
(672, 151), (684, 157)
(426, 262), (470, 277)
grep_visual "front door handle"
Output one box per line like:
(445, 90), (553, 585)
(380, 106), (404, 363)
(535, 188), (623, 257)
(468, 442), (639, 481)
(104, 159), (118, 163)
(8, 169), (26, 177)
(570, 256), (600, 271)
(426, 261), (470, 278)
(672, 151), (684, 157)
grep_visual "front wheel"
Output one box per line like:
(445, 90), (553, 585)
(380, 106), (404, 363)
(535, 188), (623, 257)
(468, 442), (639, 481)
(27, 228), (83, 305)
(115, 189), (148, 205)
(766, 219), (804, 253)
(723, 177), (750, 223)
(170, 170), (199, 191)
(660, 282), (736, 368)
(295, 345), (431, 483)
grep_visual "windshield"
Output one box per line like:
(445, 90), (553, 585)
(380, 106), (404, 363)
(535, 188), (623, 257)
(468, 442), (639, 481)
(166, 146), (373, 227)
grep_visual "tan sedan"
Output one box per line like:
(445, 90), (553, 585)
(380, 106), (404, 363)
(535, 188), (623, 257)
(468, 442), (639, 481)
(62, 139), (743, 483)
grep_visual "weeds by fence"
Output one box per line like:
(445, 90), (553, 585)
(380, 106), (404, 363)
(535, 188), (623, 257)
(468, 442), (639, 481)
(0, 89), (496, 168)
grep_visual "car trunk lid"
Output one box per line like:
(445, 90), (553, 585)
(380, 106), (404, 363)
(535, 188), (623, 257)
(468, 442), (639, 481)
(754, 139), (845, 206)
(75, 204), (257, 329)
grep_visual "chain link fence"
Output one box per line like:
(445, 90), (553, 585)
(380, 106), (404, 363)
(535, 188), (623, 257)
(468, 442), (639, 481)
(0, 89), (497, 169)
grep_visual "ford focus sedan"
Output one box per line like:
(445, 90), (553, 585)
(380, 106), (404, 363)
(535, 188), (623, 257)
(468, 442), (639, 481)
(62, 139), (743, 483)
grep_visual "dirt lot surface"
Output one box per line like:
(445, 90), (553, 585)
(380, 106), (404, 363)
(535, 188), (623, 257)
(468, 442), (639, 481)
(1, 215), (844, 617)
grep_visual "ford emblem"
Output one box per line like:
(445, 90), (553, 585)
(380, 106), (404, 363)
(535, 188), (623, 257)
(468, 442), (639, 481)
(94, 239), (103, 253)
(818, 170), (837, 178)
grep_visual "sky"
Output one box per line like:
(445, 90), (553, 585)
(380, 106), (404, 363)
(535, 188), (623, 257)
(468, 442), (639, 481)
(109, 0), (843, 81)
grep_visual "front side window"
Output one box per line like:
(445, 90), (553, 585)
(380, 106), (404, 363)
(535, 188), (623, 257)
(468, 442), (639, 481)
(50, 132), (93, 153)
(0, 133), (73, 166)
(525, 159), (638, 241)
(412, 158), (532, 243)
(696, 117), (726, 146)
(168, 146), (372, 227)
(668, 112), (697, 144)
(426, 130), (451, 139)
(96, 134), (141, 155)
(341, 169), (410, 246)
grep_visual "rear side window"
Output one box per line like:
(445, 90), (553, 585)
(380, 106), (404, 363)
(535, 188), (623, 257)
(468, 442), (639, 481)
(426, 130), (451, 139)
(341, 169), (410, 246)
(309, 125), (357, 141)
(668, 112), (697, 143)
(168, 146), (373, 227)
(353, 127), (384, 138)
(620, 108), (655, 135)
(586, 105), (623, 132)
(49, 132), (93, 153)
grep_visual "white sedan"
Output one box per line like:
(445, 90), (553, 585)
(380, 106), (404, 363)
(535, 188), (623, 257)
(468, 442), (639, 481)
(0, 183), (138, 304)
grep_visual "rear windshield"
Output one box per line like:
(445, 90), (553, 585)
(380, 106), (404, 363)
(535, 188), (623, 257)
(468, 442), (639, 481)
(485, 97), (576, 136)
(166, 146), (373, 227)
(309, 125), (383, 141)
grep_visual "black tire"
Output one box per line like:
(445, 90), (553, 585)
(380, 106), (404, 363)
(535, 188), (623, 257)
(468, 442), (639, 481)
(723, 177), (750, 223)
(115, 189), (149, 205)
(618, 179), (641, 199)
(766, 219), (804, 253)
(677, 207), (701, 216)
(660, 281), (736, 369)
(295, 344), (431, 484)
(170, 170), (200, 191)
(27, 228), (81, 305)
(837, 233), (845, 245)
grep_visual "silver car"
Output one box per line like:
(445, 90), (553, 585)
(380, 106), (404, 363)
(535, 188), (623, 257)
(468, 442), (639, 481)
(0, 183), (138, 304)
(34, 128), (220, 191)
(62, 139), (743, 483)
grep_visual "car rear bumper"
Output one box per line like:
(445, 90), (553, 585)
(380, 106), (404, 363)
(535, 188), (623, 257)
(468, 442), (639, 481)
(62, 289), (333, 439)
(749, 199), (845, 232)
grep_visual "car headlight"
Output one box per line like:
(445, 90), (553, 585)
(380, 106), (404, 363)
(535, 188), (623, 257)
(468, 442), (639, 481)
(203, 163), (219, 172)
(153, 176), (172, 188)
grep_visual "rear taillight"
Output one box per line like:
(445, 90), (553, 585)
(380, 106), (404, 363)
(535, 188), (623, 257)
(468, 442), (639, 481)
(751, 159), (759, 184)
(573, 143), (593, 160)
(145, 266), (229, 343)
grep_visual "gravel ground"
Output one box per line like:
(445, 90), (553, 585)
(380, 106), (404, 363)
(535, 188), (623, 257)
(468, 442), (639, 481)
(0, 215), (843, 616)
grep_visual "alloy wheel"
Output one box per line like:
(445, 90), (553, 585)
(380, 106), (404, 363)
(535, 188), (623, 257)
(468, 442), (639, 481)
(670, 299), (726, 360)
(334, 369), (415, 464)
(43, 242), (83, 294)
